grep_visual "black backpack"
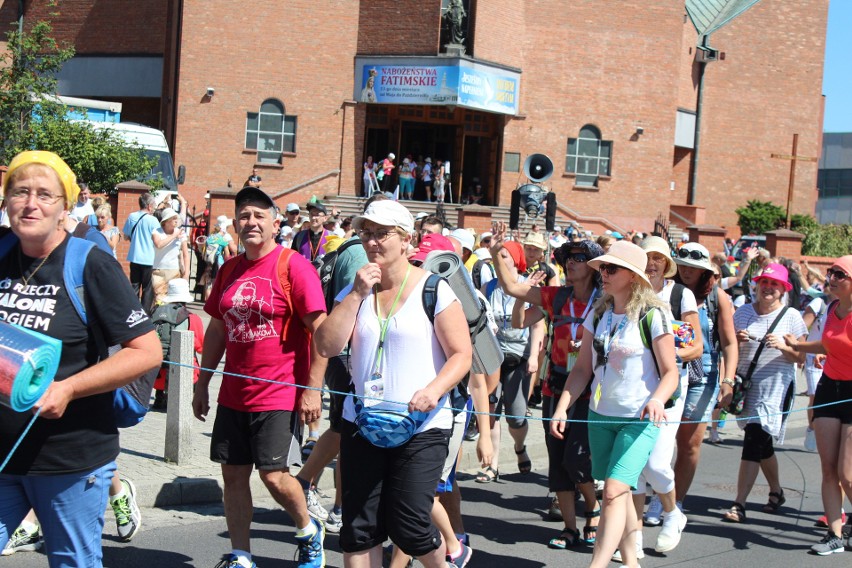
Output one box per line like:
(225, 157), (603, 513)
(151, 303), (190, 364)
(471, 258), (491, 290)
(313, 237), (362, 312)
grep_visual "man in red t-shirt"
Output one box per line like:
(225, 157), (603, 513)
(192, 186), (328, 568)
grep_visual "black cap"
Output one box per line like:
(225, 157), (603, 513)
(235, 186), (275, 210)
(306, 202), (328, 215)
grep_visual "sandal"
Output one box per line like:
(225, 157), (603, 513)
(583, 507), (601, 543)
(515, 445), (532, 475)
(475, 466), (499, 483)
(762, 490), (786, 514)
(548, 527), (580, 549)
(723, 502), (746, 523)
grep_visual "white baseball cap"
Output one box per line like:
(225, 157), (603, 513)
(352, 200), (414, 233)
(286, 202), (300, 213)
(450, 228), (475, 252)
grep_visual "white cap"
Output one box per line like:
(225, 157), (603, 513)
(286, 202), (300, 213)
(388, 152), (396, 160)
(473, 247), (492, 260)
(216, 215), (231, 228)
(280, 225), (294, 236)
(451, 228), (475, 252)
(480, 231), (493, 240)
(415, 211), (429, 220)
(162, 279), (194, 304)
(159, 208), (179, 224)
(352, 200), (414, 233)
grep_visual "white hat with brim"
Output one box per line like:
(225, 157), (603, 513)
(352, 200), (414, 233)
(587, 241), (652, 287)
(673, 242), (715, 273)
(450, 228), (475, 252)
(160, 207), (179, 224)
(162, 278), (194, 304)
(473, 247), (492, 260)
(640, 235), (677, 278)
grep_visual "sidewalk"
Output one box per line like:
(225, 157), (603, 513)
(117, 302), (813, 508)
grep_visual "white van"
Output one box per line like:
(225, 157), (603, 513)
(81, 121), (185, 191)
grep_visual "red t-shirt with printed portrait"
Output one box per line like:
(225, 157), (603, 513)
(540, 286), (595, 397)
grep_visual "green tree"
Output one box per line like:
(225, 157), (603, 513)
(1, 18), (157, 194)
(735, 200), (785, 235)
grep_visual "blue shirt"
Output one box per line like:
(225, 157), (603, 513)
(122, 210), (160, 265)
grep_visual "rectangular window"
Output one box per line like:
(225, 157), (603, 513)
(246, 106), (297, 162)
(566, 136), (612, 187)
(503, 152), (520, 172)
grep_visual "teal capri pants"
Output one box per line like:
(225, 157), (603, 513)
(587, 409), (660, 490)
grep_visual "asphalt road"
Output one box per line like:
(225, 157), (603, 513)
(3, 421), (850, 567)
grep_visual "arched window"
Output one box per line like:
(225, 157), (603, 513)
(245, 99), (297, 163)
(565, 124), (612, 187)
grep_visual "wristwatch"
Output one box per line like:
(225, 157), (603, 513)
(721, 377), (736, 388)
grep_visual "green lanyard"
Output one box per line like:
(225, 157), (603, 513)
(372, 264), (411, 376)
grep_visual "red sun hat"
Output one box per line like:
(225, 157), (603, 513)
(753, 262), (793, 292)
(502, 241), (527, 273)
(410, 233), (455, 263)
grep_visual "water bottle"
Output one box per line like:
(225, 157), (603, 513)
(718, 409), (727, 429)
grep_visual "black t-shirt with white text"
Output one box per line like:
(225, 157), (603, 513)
(0, 233), (154, 475)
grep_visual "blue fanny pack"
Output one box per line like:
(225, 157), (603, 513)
(353, 398), (429, 448)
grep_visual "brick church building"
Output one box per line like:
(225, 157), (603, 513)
(2, 0), (829, 235)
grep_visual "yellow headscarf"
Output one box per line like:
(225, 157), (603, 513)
(3, 151), (80, 209)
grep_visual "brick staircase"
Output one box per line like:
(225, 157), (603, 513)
(320, 195), (585, 238)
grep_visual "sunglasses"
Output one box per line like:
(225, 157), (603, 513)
(827, 268), (849, 281)
(677, 248), (708, 261)
(564, 252), (590, 263)
(597, 263), (623, 275)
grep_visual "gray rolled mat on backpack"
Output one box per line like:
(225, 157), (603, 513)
(421, 251), (503, 375)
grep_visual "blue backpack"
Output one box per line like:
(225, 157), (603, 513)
(0, 232), (155, 427)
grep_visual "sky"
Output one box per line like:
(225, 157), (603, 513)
(822, 0), (851, 132)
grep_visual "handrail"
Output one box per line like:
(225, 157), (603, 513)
(668, 208), (692, 227)
(270, 169), (340, 200)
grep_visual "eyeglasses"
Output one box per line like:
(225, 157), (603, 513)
(564, 252), (590, 263)
(358, 229), (399, 242)
(827, 268), (849, 281)
(597, 263), (623, 275)
(677, 248), (708, 261)
(7, 188), (64, 205)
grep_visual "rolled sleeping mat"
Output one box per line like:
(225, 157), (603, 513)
(0, 320), (61, 412)
(421, 250), (504, 375)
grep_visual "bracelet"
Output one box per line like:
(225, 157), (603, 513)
(721, 377), (735, 388)
(649, 398), (665, 407)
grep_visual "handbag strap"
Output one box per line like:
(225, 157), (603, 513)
(743, 306), (789, 384)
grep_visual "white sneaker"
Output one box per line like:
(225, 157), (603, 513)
(709, 430), (723, 444)
(324, 509), (343, 534)
(305, 487), (328, 521)
(611, 532), (644, 562)
(644, 495), (663, 527)
(804, 427), (817, 452)
(655, 507), (687, 553)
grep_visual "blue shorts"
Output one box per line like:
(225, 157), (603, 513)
(587, 410), (660, 490)
(682, 376), (719, 423)
(0, 461), (116, 568)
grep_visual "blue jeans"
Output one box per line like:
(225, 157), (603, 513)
(0, 461), (116, 568)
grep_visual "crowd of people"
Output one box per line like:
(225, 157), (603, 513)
(1, 150), (850, 567)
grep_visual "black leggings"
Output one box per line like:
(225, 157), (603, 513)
(542, 395), (593, 491)
(741, 423), (775, 462)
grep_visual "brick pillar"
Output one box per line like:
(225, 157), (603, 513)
(686, 224), (727, 255)
(115, 180), (153, 277)
(456, 205), (494, 235)
(0, 165), (7, 189)
(208, 187), (238, 243)
(765, 229), (804, 260)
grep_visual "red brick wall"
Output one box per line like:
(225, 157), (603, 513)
(499, 1), (685, 235)
(172, 0), (361, 213)
(357, 1), (441, 55)
(692, 0), (827, 231)
(472, 0), (524, 69)
(21, 0), (167, 54)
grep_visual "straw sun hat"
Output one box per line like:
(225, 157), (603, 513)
(587, 241), (651, 287)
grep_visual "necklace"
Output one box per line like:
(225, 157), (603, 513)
(18, 248), (53, 286)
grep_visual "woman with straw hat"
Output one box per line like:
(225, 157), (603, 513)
(721, 263), (807, 524)
(549, 240), (679, 568)
(0, 151), (161, 564)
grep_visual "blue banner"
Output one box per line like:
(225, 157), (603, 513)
(356, 61), (519, 115)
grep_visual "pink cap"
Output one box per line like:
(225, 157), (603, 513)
(410, 233), (455, 263)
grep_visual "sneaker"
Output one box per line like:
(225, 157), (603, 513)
(655, 507), (687, 553)
(446, 540), (473, 568)
(463, 420), (479, 442)
(295, 518), (325, 568)
(611, 532), (644, 562)
(213, 554), (256, 568)
(301, 437), (318, 463)
(816, 509), (846, 527)
(1, 525), (43, 556)
(643, 495), (663, 527)
(305, 487), (328, 522)
(324, 509), (342, 534)
(810, 531), (844, 555)
(548, 495), (562, 521)
(804, 427), (817, 452)
(709, 430), (723, 444)
(111, 478), (142, 542)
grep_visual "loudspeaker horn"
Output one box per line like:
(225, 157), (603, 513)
(523, 154), (553, 183)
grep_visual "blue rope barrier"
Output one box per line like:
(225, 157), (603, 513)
(166, 359), (852, 427)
